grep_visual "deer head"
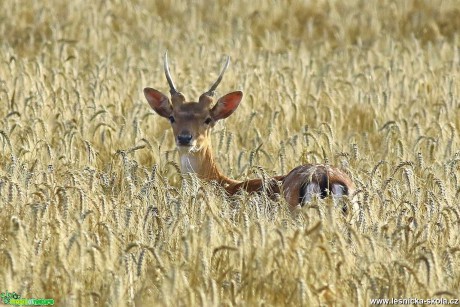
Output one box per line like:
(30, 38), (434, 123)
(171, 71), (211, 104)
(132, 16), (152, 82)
(144, 52), (243, 152)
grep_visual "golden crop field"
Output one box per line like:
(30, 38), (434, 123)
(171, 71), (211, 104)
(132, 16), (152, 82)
(1, 0), (460, 305)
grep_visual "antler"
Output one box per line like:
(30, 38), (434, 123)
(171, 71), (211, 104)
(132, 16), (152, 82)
(204, 56), (230, 97)
(164, 51), (185, 105)
(164, 51), (178, 95)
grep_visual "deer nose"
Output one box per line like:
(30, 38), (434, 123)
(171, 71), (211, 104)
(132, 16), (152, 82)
(177, 133), (193, 145)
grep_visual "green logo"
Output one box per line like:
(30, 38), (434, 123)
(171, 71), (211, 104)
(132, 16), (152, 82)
(1, 291), (20, 304)
(0, 291), (54, 305)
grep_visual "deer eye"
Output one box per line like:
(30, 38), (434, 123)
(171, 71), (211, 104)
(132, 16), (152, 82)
(169, 116), (175, 123)
(204, 118), (212, 125)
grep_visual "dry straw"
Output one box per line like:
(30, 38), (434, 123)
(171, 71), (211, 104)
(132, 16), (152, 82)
(0, 0), (459, 305)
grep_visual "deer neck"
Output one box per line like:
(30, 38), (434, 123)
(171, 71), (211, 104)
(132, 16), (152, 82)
(178, 142), (239, 187)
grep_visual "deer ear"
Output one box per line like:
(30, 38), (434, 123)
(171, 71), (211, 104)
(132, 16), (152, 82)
(210, 91), (243, 121)
(144, 88), (173, 118)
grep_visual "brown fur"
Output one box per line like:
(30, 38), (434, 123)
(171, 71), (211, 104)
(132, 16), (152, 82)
(226, 175), (286, 196)
(282, 165), (355, 208)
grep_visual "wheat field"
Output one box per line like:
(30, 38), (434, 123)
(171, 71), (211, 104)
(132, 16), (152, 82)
(0, 0), (459, 306)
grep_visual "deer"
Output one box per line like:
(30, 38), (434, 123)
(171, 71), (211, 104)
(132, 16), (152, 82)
(143, 52), (355, 212)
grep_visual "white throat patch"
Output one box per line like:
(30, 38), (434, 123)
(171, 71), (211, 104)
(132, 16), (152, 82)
(180, 153), (199, 174)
